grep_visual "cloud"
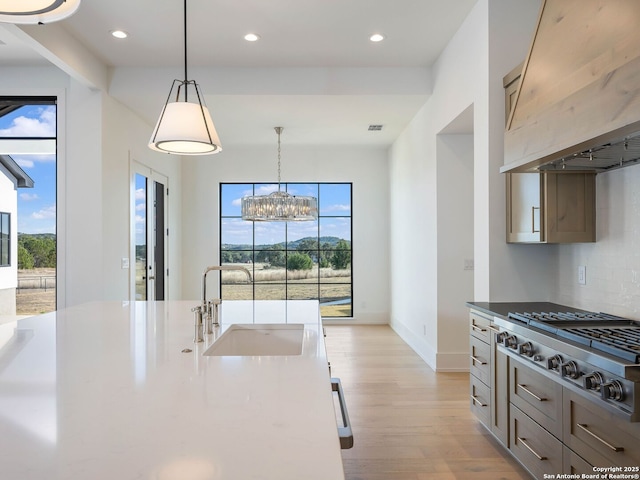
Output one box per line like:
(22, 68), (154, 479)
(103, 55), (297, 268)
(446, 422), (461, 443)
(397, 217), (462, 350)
(135, 214), (145, 225)
(136, 203), (146, 212)
(0, 106), (56, 137)
(19, 193), (39, 201)
(324, 204), (350, 212)
(135, 188), (146, 200)
(31, 204), (56, 220)
(16, 158), (34, 168)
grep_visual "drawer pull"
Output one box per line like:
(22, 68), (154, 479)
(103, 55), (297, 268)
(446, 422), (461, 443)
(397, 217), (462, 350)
(470, 355), (487, 365)
(517, 383), (547, 402)
(517, 437), (547, 460)
(576, 424), (624, 452)
(470, 395), (487, 407)
(471, 324), (487, 333)
(487, 324), (501, 333)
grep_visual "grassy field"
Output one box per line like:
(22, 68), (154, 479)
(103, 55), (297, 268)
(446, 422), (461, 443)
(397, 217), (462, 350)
(17, 268), (56, 315)
(17, 263), (352, 317)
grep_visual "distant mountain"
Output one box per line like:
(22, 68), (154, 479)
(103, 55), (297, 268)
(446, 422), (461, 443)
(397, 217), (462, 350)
(18, 232), (56, 240)
(222, 236), (349, 251)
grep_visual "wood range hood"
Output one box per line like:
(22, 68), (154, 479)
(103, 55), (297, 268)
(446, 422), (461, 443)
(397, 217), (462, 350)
(502, 0), (640, 173)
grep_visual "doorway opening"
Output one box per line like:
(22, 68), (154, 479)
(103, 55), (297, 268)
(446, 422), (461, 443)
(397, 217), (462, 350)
(131, 163), (167, 300)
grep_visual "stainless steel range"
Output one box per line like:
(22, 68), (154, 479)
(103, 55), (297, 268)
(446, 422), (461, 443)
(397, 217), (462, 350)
(493, 310), (640, 422)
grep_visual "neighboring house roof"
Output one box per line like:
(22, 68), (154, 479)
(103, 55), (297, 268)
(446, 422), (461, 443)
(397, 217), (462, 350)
(0, 155), (34, 188)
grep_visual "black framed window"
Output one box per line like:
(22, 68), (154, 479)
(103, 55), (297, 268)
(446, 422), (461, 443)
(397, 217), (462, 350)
(0, 212), (9, 266)
(220, 183), (352, 318)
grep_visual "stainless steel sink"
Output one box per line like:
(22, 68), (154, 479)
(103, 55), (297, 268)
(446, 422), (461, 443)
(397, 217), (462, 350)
(202, 324), (304, 356)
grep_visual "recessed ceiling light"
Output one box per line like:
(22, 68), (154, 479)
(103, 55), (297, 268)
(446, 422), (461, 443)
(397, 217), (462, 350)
(110, 30), (128, 39)
(244, 33), (261, 42)
(369, 33), (385, 43)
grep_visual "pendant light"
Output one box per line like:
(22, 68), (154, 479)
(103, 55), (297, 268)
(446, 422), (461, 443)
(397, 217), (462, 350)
(241, 127), (318, 222)
(148, 0), (222, 155)
(0, 0), (81, 24)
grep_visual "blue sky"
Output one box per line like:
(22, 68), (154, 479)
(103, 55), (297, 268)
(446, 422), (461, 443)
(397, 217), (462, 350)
(0, 105), (56, 234)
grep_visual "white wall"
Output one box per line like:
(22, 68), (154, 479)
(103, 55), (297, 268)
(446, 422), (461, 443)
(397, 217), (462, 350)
(389, 0), (546, 371)
(0, 163), (18, 311)
(554, 164), (640, 319)
(180, 145), (390, 324)
(436, 133), (474, 369)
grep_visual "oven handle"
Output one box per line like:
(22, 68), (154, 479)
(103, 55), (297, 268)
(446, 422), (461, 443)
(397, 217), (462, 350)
(517, 383), (547, 402)
(576, 424), (624, 452)
(471, 324), (487, 333)
(331, 377), (354, 449)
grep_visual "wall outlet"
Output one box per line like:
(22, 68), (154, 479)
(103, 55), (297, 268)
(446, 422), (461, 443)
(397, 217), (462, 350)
(121, 257), (130, 269)
(464, 258), (474, 271)
(578, 265), (586, 285)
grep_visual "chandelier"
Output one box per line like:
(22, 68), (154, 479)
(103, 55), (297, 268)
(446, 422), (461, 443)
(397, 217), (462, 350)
(241, 127), (318, 222)
(148, 0), (221, 155)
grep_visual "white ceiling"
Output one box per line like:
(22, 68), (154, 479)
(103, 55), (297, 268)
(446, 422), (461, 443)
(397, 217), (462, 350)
(0, 0), (478, 147)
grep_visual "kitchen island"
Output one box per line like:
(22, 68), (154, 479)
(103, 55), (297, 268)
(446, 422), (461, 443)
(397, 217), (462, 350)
(0, 300), (345, 480)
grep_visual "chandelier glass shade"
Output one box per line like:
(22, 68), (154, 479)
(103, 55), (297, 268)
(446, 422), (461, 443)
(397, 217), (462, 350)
(148, 0), (222, 155)
(241, 127), (318, 222)
(0, 0), (81, 24)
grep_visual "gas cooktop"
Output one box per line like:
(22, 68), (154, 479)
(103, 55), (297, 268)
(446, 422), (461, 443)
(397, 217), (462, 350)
(507, 311), (640, 364)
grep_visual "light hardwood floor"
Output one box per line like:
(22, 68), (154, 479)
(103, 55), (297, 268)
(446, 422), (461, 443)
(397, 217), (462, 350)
(324, 325), (531, 480)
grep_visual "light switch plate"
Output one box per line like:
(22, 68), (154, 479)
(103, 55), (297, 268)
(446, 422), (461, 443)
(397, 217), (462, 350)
(121, 257), (130, 269)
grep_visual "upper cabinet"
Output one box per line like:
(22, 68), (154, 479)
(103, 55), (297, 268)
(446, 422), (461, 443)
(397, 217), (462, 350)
(506, 171), (595, 244)
(503, 62), (523, 127)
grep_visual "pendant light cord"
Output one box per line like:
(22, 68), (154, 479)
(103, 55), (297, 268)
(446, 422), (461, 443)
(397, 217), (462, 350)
(183, 0), (188, 101)
(275, 127), (283, 192)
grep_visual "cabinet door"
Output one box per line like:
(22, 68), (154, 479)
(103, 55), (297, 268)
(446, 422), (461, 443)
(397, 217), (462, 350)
(544, 171), (596, 243)
(506, 173), (542, 243)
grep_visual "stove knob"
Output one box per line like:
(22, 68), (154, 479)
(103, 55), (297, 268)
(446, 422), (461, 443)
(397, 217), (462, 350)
(560, 361), (580, 379)
(495, 332), (509, 344)
(583, 372), (605, 391)
(518, 342), (534, 357)
(601, 381), (625, 401)
(547, 354), (563, 371)
(504, 335), (518, 349)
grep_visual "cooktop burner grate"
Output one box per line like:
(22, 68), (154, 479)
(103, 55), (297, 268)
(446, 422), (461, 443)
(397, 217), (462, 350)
(558, 327), (640, 364)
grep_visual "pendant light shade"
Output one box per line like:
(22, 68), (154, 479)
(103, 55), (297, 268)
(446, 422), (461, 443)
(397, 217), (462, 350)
(149, 82), (222, 155)
(148, 0), (222, 156)
(241, 127), (318, 222)
(0, 0), (81, 24)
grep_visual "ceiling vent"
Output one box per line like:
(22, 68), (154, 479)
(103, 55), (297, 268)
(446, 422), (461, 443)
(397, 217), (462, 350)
(368, 125), (383, 131)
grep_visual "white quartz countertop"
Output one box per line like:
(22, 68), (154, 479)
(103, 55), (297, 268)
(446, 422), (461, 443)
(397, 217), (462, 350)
(0, 300), (345, 480)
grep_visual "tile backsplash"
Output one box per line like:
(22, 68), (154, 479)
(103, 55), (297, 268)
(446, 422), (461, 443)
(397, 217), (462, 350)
(555, 163), (640, 319)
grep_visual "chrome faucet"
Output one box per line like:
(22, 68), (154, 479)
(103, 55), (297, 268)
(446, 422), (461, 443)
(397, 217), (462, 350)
(201, 265), (252, 332)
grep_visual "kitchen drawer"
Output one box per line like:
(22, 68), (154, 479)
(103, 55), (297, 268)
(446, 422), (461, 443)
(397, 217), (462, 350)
(510, 354), (563, 439)
(562, 446), (593, 475)
(470, 335), (491, 385)
(510, 404), (563, 479)
(469, 311), (492, 344)
(563, 389), (640, 467)
(470, 373), (491, 427)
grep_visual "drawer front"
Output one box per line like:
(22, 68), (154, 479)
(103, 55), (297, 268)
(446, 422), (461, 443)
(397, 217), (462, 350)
(469, 312), (491, 343)
(510, 355), (563, 438)
(510, 404), (563, 479)
(563, 389), (640, 467)
(470, 335), (491, 385)
(470, 373), (491, 427)
(562, 446), (593, 475)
